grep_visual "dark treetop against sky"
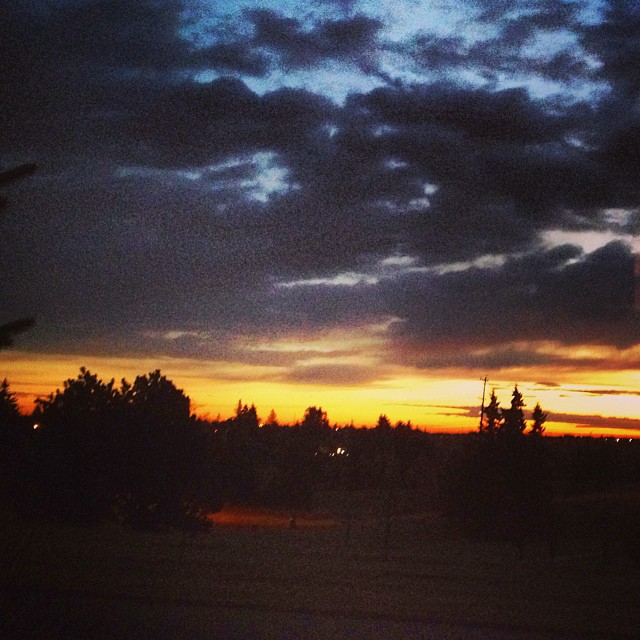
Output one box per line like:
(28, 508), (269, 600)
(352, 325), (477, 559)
(2, 0), (640, 427)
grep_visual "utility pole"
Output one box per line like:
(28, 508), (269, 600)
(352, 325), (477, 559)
(478, 376), (487, 431)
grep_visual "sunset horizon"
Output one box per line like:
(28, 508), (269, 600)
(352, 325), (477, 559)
(4, 5), (640, 638)
(5, 348), (640, 438)
(4, 0), (640, 441)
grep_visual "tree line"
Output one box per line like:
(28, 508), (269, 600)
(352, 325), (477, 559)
(0, 369), (217, 527)
(0, 368), (425, 528)
(480, 384), (547, 438)
(1, 368), (639, 559)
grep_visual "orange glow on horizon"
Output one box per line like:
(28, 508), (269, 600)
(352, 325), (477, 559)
(3, 349), (640, 438)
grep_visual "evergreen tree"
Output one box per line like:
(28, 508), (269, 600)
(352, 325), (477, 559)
(233, 400), (259, 430)
(501, 385), (527, 437)
(124, 370), (212, 526)
(482, 390), (502, 436)
(375, 414), (392, 431)
(530, 402), (547, 436)
(28, 368), (216, 526)
(128, 369), (191, 427)
(0, 378), (21, 423)
(0, 378), (25, 457)
(301, 406), (330, 431)
(0, 379), (28, 503)
(32, 368), (120, 521)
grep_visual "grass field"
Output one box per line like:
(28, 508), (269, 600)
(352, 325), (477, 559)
(1, 503), (639, 639)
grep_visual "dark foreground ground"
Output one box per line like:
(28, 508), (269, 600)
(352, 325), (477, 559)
(1, 506), (639, 639)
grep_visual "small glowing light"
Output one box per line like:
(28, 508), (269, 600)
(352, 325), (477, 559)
(33, 423), (40, 430)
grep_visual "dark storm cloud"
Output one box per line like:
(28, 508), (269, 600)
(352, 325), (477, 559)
(269, 280), (387, 328)
(0, 172), (278, 345)
(198, 43), (270, 76)
(247, 10), (383, 70)
(238, 241), (638, 371)
(406, 0), (590, 83)
(3, 0), (640, 368)
(581, 0), (640, 98)
(578, 2), (640, 205)
(0, 0), (609, 223)
(571, 387), (640, 397)
(407, 32), (591, 84)
(1, 0), (187, 72)
(66, 68), (620, 271)
(335, 84), (610, 262)
(277, 363), (380, 386)
(315, 0), (360, 10)
(119, 79), (337, 166)
(401, 347), (563, 371)
(473, 0), (581, 25)
(1, 0), (190, 161)
(384, 241), (638, 369)
(353, 84), (564, 143)
(554, 412), (640, 432)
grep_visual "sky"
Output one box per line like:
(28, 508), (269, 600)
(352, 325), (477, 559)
(2, 0), (640, 435)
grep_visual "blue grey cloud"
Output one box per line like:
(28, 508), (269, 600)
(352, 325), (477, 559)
(2, 0), (640, 372)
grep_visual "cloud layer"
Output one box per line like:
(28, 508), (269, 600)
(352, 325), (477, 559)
(2, 0), (640, 381)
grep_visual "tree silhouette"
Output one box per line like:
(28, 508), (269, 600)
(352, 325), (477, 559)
(30, 368), (121, 521)
(265, 408), (278, 426)
(127, 369), (191, 427)
(0, 378), (21, 423)
(530, 402), (547, 436)
(0, 378), (25, 454)
(501, 385), (527, 437)
(450, 383), (556, 547)
(0, 379), (29, 502)
(233, 400), (259, 431)
(301, 406), (330, 431)
(27, 368), (217, 526)
(375, 414), (392, 431)
(36, 367), (121, 425)
(481, 390), (502, 436)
